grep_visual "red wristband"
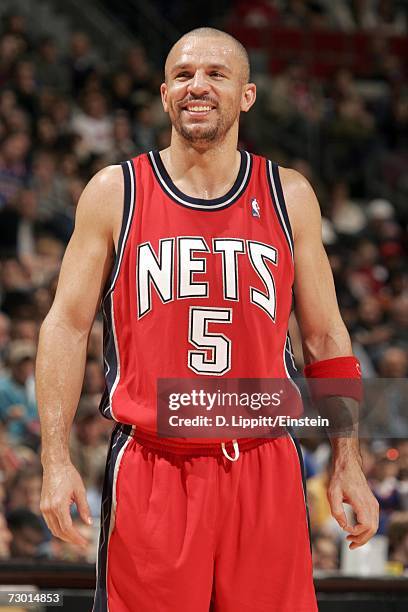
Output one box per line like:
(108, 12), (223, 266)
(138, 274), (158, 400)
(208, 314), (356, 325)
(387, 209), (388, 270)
(304, 356), (363, 402)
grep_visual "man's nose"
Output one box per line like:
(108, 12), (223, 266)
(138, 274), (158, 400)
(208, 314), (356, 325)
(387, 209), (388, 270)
(187, 71), (210, 96)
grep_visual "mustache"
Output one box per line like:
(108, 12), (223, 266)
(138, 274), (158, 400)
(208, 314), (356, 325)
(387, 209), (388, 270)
(178, 95), (218, 108)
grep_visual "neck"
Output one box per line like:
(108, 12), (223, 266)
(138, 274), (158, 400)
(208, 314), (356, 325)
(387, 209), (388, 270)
(159, 126), (241, 200)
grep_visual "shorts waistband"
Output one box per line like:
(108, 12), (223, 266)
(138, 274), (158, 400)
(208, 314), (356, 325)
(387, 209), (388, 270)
(129, 427), (270, 458)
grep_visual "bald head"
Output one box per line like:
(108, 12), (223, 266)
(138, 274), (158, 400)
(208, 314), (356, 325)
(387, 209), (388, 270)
(165, 27), (250, 84)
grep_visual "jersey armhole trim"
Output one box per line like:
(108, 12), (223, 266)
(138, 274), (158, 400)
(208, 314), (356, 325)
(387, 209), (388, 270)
(103, 160), (136, 299)
(266, 160), (294, 260)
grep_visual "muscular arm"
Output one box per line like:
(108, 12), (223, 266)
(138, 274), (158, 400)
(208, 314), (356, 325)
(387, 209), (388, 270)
(281, 168), (352, 363)
(36, 165), (123, 545)
(283, 169), (357, 443)
(281, 168), (378, 548)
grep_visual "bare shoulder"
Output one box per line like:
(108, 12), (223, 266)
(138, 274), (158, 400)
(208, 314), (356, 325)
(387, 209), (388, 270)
(278, 166), (321, 240)
(75, 165), (124, 243)
(77, 165), (123, 216)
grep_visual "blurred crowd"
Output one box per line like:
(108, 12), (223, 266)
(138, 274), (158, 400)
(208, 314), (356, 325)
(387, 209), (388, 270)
(233, 0), (407, 33)
(0, 6), (407, 572)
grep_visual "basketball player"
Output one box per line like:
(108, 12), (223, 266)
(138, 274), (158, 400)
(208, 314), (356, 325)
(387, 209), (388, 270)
(37, 28), (379, 611)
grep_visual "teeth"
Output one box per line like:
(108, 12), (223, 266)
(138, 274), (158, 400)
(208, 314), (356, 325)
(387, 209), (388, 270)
(189, 106), (211, 112)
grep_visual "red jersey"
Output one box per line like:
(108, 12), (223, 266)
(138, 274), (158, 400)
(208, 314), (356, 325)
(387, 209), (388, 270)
(98, 150), (299, 436)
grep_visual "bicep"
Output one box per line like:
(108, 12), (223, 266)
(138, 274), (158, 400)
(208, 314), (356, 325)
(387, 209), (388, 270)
(45, 165), (123, 334)
(293, 203), (341, 339)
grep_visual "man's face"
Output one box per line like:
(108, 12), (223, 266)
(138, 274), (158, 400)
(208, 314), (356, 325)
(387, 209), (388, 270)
(12, 358), (34, 385)
(9, 476), (42, 514)
(161, 35), (255, 146)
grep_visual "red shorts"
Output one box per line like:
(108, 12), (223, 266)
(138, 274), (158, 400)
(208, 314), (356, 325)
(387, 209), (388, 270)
(93, 425), (317, 612)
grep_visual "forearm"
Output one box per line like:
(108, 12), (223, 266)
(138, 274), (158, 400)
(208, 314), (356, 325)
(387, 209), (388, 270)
(302, 328), (361, 462)
(36, 315), (89, 468)
(284, 167), (366, 478)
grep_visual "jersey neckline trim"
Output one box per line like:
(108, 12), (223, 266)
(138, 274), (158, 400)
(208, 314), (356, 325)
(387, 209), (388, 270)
(148, 149), (252, 211)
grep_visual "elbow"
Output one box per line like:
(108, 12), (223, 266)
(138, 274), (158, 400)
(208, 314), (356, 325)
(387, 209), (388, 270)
(39, 309), (89, 343)
(302, 324), (353, 365)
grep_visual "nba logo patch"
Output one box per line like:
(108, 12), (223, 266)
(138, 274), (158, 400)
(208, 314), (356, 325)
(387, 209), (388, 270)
(251, 198), (261, 218)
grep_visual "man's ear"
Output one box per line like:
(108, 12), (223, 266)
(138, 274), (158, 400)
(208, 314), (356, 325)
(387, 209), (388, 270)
(241, 83), (256, 113)
(160, 83), (169, 113)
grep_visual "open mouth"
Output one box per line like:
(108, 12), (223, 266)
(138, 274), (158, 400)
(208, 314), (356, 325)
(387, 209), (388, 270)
(181, 102), (216, 116)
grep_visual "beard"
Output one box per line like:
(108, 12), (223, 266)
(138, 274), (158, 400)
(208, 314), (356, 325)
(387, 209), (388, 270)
(171, 105), (237, 144)
(178, 121), (220, 143)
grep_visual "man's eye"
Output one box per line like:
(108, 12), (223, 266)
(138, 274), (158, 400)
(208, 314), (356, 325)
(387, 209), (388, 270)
(176, 72), (190, 79)
(210, 72), (224, 78)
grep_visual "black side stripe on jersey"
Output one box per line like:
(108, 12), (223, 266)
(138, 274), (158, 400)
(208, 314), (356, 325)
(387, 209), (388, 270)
(283, 337), (312, 550)
(285, 332), (297, 376)
(99, 292), (119, 420)
(105, 160), (136, 296)
(98, 160), (136, 420)
(266, 160), (294, 260)
(93, 424), (133, 612)
(283, 332), (301, 399)
(287, 427), (313, 552)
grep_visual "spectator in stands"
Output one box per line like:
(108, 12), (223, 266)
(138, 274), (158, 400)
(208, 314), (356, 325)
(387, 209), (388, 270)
(330, 180), (367, 236)
(2, 12), (31, 51)
(70, 398), (108, 491)
(375, 348), (408, 437)
(83, 357), (105, 397)
(0, 132), (30, 210)
(10, 318), (38, 344)
(133, 103), (158, 153)
(69, 32), (98, 93)
(13, 60), (38, 124)
(376, 0), (407, 35)
(125, 45), (155, 96)
(7, 467), (42, 515)
(369, 455), (402, 534)
(7, 508), (45, 559)
(49, 97), (73, 139)
(109, 112), (140, 164)
(35, 36), (69, 93)
(0, 35), (23, 88)
(324, 91), (375, 185)
(353, 295), (393, 365)
(378, 347), (408, 378)
(327, 0), (377, 31)
(389, 296), (408, 351)
(86, 321), (103, 362)
(0, 188), (38, 260)
(0, 340), (37, 445)
(36, 115), (59, 150)
(71, 91), (113, 160)
(307, 461), (340, 537)
(352, 240), (388, 297)
(312, 532), (339, 570)
(110, 72), (136, 115)
(387, 511), (408, 570)
(31, 150), (73, 243)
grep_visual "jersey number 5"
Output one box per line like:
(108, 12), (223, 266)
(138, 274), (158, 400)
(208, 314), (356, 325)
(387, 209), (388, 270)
(188, 307), (232, 375)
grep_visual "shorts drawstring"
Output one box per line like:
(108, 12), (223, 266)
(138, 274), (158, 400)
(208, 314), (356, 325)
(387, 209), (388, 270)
(221, 439), (240, 461)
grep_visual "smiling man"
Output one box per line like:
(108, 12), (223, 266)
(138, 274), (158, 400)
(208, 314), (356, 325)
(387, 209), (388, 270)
(37, 28), (378, 612)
